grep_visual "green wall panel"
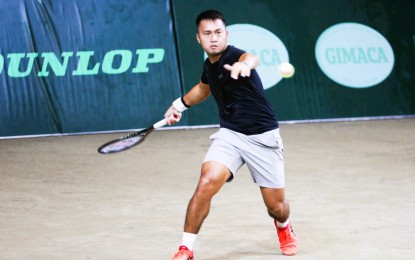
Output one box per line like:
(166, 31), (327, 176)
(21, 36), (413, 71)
(172, 0), (415, 125)
(0, 0), (181, 137)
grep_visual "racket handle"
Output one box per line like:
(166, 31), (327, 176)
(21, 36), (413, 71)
(153, 119), (167, 129)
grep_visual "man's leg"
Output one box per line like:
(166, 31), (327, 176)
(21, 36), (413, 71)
(260, 187), (289, 221)
(260, 187), (298, 256)
(184, 161), (232, 233)
(171, 161), (231, 260)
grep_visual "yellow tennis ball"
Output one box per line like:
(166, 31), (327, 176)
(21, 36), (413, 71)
(278, 62), (295, 78)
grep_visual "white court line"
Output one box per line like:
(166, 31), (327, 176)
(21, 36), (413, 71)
(1, 114), (414, 140)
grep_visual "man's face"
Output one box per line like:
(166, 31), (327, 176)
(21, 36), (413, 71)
(196, 19), (228, 59)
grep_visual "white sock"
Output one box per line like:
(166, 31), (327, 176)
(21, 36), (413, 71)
(276, 219), (290, 229)
(181, 232), (197, 251)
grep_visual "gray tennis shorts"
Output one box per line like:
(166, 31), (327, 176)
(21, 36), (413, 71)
(203, 128), (285, 188)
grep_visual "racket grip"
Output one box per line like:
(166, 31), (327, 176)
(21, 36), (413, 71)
(153, 119), (167, 129)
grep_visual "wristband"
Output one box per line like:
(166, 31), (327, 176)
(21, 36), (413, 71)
(172, 97), (190, 112)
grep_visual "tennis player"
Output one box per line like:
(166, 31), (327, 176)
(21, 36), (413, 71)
(165, 9), (298, 259)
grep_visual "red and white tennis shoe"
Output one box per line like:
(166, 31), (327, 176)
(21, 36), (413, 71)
(171, 245), (194, 260)
(275, 220), (298, 256)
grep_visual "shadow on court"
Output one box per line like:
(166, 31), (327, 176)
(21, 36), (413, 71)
(1, 119), (414, 259)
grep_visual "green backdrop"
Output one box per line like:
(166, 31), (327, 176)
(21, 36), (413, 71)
(1, 0), (414, 138)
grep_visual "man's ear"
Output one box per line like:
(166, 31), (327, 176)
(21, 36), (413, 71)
(196, 34), (201, 44)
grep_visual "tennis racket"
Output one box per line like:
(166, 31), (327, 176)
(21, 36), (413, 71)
(98, 118), (168, 154)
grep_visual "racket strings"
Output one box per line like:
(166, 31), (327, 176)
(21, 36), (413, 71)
(99, 136), (144, 153)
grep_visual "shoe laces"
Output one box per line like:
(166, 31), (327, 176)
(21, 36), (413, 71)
(278, 225), (296, 243)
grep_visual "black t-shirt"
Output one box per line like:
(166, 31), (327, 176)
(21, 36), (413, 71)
(201, 45), (279, 135)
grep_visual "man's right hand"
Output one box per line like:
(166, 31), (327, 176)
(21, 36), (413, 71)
(164, 105), (182, 125)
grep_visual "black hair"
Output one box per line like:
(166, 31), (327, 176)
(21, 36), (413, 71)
(195, 10), (226, 31)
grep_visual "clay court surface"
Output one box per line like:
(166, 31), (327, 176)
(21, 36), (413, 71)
(1, 119), (414, 259)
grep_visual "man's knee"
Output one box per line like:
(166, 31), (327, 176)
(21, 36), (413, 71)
(200, 162), (231, 184)
(267, 200), (290, 221)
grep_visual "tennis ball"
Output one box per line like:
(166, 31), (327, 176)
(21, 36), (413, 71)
(278, 62), (295, 78)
